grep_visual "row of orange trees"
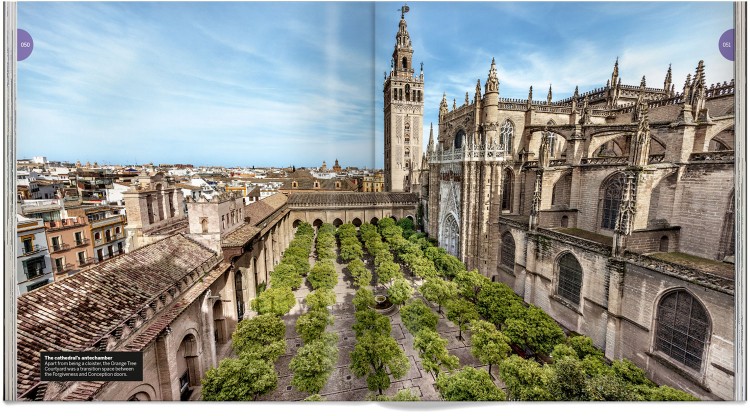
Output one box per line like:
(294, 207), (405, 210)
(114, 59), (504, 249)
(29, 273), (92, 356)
(200, 222), (317, 400)
(385, 221), (697, 401)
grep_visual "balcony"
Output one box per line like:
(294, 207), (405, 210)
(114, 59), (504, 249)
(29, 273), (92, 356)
(21, 244), (47, 257)
(46, 218), (88, 231)
(74, 238), (90, 247)
(91, 215), (125, 229)
(50, 243), (71, 253)
(78, 258), (95, 267)
(25, 267), (48, 280)
(55, 263), (73, 274)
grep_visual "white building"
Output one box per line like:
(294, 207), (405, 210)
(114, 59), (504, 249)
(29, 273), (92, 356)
(16, 215), (54, 295)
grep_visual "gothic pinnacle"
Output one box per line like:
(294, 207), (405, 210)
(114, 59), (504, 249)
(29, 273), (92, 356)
(547, 84), (552, 104)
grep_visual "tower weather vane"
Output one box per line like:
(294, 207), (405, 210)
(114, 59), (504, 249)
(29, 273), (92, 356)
(400, 4), (409, 18)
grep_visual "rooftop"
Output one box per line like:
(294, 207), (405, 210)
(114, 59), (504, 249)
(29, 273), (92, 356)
(287, 192), (419, 206)
(648, 251), (734, 280)
(16, 234), (217, 398)
(245, 193), (288, 227)
(555, 227), (613, 246)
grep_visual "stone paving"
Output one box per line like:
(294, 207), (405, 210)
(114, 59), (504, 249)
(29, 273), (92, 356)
(258, 240), (500, 402)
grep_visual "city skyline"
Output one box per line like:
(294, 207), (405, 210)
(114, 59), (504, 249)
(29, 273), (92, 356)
(18, 1), (734, 168)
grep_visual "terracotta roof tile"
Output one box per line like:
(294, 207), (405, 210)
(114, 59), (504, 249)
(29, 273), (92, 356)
(16, 234), (217, 398)
(221, 223), (261, 248)
(287, 192), (418, 206)
(245, 193), (287, 226)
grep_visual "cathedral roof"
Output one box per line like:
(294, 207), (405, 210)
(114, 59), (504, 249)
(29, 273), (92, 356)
(288, 192), (418, 206)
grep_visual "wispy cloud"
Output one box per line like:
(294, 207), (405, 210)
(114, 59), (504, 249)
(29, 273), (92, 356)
(19, 2), (734, 168)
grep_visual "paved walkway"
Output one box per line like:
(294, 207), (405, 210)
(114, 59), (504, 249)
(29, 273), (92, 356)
(259, 240), (495, 401)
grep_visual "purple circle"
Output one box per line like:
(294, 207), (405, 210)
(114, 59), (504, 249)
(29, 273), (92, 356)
(18, 29), (33, 61)
(719, 29), (734, 61)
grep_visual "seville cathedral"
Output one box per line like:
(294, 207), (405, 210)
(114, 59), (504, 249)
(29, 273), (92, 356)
(16, 8), (735, 402)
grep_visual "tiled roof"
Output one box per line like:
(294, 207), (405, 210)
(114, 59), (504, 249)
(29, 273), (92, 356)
(221, 223), (261, 248)
(287, 192), (419, 206)
(279, 177), (358, 191)
(16, 234), (217, 398)
(245, 193), (288, 226)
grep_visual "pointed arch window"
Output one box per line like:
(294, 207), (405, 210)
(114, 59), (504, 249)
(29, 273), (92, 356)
(500, 232), (515, 270)
(557, 253), (583, 305)
(601, 173), (625, 230)
(500, 120), (514, 151)
(655, 290), (709, 371)
(502, 168), (514, 212)
(454, 130), (465, 149)
(440, 215), (460, 257)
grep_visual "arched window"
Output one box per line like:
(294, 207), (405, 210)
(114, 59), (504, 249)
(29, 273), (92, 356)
(440, 215), (460, 257)
(561, 215), (569, 228)
(500, 232), (515, 270)
(655, 290), (710, 371)
(557, 253), (583, 305)
(454, 130), (465, 149)
(405, 84), (411, 101)
(177, 334), (199, 401)
(128, 392), (151, 401)
(402, 57), (407, 69)
(601, 173), (625, 230)
(201, 218), (208, 234)
(502, 168), (514, 212)
(500, 120), (514, 151)
(234, 271), (244, 321)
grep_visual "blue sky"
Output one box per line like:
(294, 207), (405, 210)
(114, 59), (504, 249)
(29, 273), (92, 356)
(18, 1), (734, 168)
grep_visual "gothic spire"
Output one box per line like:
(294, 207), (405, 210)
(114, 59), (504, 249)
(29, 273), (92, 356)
(664, 63), (673, 94)
(573, 86), (579, 100)
(439, 92), (448, 119)
(694, 60), (706, 89)
(640, 75), (646, 89)
(452, 98), (457, 110)
(611, 57), (619, 87)
(465, 91), (469, 106)
(427, 122), (435, 152)
(547, 84), (552, 105)
(485, 57), (499, 94)
(527, 86), (533, 110)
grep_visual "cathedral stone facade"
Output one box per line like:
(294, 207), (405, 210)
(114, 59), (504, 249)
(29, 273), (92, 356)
(383, 9), (424, 192)
(423, 55), (736, 400)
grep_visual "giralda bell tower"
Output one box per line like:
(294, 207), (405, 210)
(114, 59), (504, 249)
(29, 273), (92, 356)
(383, 4), (424, 192)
